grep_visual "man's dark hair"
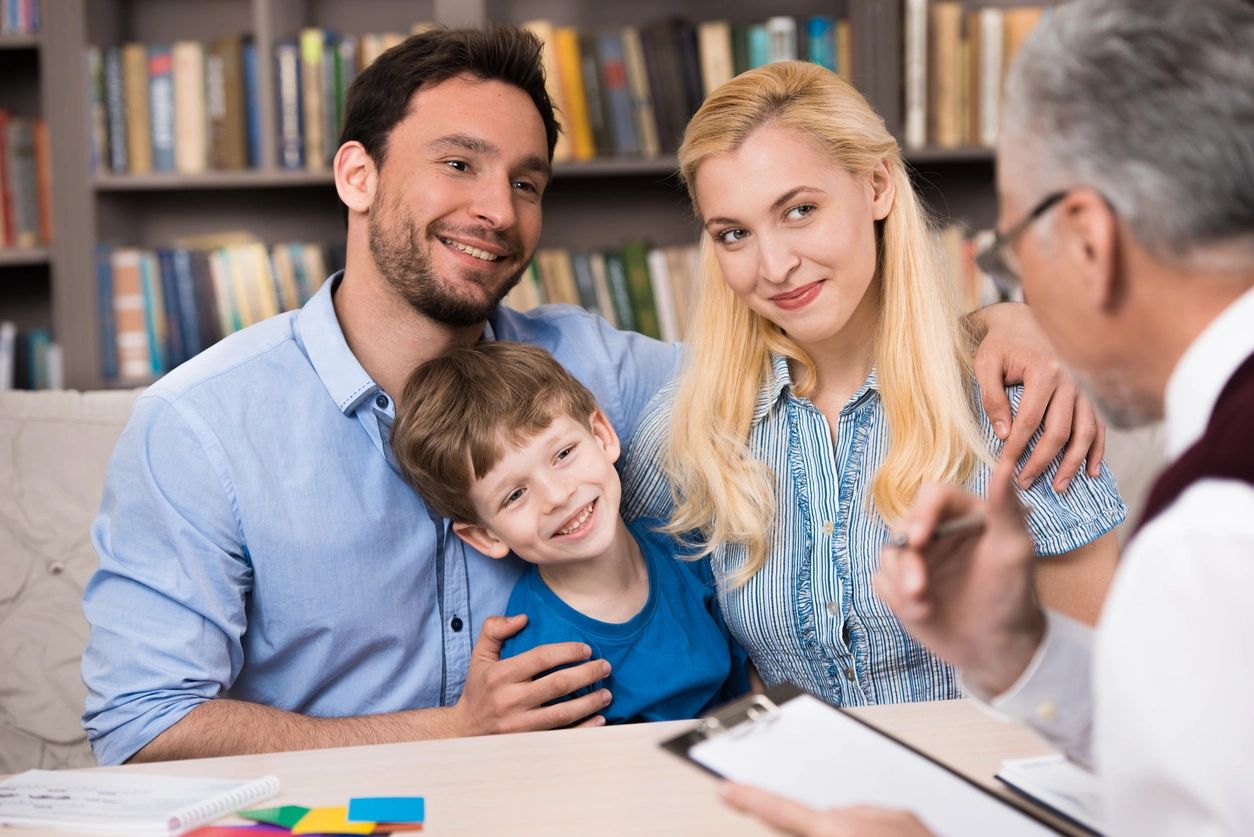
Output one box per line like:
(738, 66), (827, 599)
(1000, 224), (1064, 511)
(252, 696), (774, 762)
(340, 25), (561, 172)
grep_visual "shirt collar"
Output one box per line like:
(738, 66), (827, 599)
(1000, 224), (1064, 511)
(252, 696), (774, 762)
(1163, 285), (1254, 458)
(297, 271), (501, 416)
(297, 271), (381, 415)
(752, 352), (880, 425)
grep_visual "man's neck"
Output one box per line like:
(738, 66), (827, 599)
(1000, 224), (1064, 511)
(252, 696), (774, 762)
(333, 256), (485, 401)
(537, 516), (649, 624)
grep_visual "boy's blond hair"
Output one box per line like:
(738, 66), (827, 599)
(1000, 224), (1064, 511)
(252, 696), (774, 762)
(391, 341), (600, 523)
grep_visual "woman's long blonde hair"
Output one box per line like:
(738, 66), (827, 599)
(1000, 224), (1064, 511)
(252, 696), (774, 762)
(667, 61), (987, 587)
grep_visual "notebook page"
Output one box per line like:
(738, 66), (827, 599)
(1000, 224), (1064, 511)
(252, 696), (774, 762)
(0, 770), (279, 835)
(690, 693), (1057, 837)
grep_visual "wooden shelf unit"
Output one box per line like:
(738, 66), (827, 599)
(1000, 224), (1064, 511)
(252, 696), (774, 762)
(34, 0), (1007, 389)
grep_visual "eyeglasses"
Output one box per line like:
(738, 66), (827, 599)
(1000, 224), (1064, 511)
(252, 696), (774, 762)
(974, 191), (1066, 298)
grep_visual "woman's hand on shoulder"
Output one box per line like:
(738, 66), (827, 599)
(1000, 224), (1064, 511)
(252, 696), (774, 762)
(970, 302), (1106, 492)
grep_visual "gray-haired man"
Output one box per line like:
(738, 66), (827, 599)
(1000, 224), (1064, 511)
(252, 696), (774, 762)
(725, 0), (1254, 833)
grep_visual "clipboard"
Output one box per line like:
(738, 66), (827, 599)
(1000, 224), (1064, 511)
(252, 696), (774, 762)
(663, 685), (1068, 837)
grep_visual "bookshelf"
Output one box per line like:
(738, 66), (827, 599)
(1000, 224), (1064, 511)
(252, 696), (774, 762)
(36, 0), (1019, 390)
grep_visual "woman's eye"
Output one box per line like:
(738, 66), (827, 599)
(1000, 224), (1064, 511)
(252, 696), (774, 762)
(445, 159), (469, 172)
(716, 228), (748, 245)
(786, 203), (816, 221)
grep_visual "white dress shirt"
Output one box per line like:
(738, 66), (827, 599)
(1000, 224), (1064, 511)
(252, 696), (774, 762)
(988, 286), (1254, 835)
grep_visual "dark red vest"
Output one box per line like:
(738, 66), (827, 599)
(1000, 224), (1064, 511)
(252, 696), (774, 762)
(1133, 351), (1254, 535)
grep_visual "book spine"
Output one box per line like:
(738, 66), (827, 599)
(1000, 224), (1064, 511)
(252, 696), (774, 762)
(205, 42), (228, 169)
(103, 46), (129, 173)
(148, 45), (176, 172)
(86, 46), (108, 173)
(322, 32), (339, 168)
(578, 31), (611, 157)
(765, 16), (798, 63)
(243, 39), (261, 168)
(171, 247), (202, 358)
(95, 245), (118, 381)
(139, 249), (167, 374)
(33, 119), (52, 244)
(0, 110), (10, 247)
(172, 41), (208, 174)
(122, 42), (153, 173)
(522, 20), (573, 163)
(111, 248), (152, 382)
(978, 9), (1004, 147)
(554, 28), (595, 161)
(274, 40), (303, 170)
(697, 20), (734, 98)
(805, 16), (836, 72)
(619, 26), (660, 159)
(157, 248), (185, 367)
(5, 118), (39, 248)
(746, 24), (769, 69)
(620, 240), (660, 339)
(602, 250), (636, 332)
(300, 28), (326, 171)
(597, 31), (639, 156)
(904, 0), (928, 149)
(647, 246), (680, 343)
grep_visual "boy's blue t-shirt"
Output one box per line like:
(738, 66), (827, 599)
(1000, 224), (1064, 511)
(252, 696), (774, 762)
(500, 517), (751, 723)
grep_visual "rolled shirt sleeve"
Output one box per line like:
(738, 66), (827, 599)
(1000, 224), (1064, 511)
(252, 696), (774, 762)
(82, 393), (251, 765)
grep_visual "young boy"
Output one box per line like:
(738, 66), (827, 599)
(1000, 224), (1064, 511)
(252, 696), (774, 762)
(391, 341), (750, 724)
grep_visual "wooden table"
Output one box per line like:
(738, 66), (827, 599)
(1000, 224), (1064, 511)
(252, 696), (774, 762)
(4, 699), (1078, 836)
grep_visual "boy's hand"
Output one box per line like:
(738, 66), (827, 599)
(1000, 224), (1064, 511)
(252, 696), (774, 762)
(450, 614), (612, 736)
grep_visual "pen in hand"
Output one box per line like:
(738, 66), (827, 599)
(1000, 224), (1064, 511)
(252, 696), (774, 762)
(886, 512), (986, 549)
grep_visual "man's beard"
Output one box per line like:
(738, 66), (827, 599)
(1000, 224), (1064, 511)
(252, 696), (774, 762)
(1067, 362), (1162, 429)
(368, 201), (528, 327)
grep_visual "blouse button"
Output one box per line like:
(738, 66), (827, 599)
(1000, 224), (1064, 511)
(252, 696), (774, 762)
(826, 602), (840, 618)
(822, 521), (834, 536)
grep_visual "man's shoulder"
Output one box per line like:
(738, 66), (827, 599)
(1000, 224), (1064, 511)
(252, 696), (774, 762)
(141, 312), (304, 407)
(491, 304), (609, 345)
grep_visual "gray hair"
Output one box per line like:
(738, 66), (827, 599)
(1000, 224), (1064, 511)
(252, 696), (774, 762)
(1001, 0), (1254, 261)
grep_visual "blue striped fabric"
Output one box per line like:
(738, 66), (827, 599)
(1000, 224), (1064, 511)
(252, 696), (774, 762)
(622, 353), (1127, 706)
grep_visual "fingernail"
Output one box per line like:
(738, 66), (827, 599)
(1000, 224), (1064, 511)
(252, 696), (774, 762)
(592, 715), (606, 726)
(582, 644), (592, 657)
(1056, 478), (1071, 493)
(994, 421), (1008, 439)
(1019, 475), (1034, 489)
(602, 661), (612, 676)
(601, 690), (612, 705)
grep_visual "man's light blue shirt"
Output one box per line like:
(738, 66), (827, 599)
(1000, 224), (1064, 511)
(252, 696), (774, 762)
(81, 273), (679, 765)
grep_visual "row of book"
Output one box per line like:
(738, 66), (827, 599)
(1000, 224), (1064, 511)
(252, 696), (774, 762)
(527, 15), (853, 163)
(97, 239), (343, 384)
(87, 39), (261, 175)
(0, 112), (51, 249)
(504, 243), (698, 343)
(903, 2), (1046, 149)
(0, 322), (61, 391)
(86, 24), (431, 176)
(0, 0), (37, 35)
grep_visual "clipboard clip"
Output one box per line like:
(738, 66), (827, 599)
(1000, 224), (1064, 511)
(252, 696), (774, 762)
(696, 693), (782, 740)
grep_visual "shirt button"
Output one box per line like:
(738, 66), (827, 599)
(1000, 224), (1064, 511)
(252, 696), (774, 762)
(826, 602), (840, 618)
(450, 616), (464, 632)
(375, 394), (389, 409)
(844, 667), (856, 682)
(823, 521), (834, 536)
(1035, 701), (1057, 721)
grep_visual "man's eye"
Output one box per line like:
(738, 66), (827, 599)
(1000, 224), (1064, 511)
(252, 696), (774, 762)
(717, 228), (748, 244)
(445, 159), (469, 172)
(513, 179), (538, 194)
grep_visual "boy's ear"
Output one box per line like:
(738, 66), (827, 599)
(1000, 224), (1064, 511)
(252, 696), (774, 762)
(589, 407), (622, 464)
(452, 521), (512, 559)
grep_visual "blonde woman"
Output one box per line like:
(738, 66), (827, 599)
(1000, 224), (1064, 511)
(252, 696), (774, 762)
(622, 61), (1124, 707)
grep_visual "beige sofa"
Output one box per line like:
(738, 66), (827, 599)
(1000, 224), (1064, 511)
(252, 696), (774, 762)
(0, 387), (1164, 772)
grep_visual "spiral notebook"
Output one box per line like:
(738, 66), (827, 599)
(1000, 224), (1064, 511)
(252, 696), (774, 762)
(663, 685), (1065, 837)
(0, 769), (280, 836)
